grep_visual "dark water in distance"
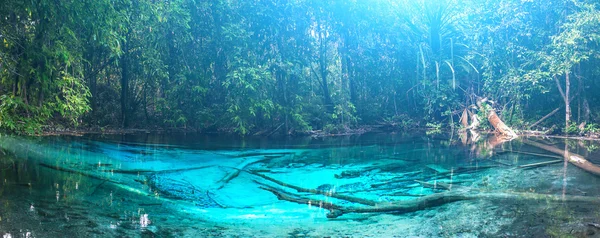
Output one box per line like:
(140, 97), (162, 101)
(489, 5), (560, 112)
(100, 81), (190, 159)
(1, 132), (600, 237)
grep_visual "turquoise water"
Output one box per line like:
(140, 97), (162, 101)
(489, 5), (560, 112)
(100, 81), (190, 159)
(0, 133), (600, 237)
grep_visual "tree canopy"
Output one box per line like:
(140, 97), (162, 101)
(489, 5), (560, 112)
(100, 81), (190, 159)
(1, 0), (600, 135)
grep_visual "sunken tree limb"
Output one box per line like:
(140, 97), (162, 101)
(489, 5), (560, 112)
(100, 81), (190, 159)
(214, 156), (278, 190)
(523, 139), (600, 176)
(251, 171), (377, 206)
(261, 183), (600, 219)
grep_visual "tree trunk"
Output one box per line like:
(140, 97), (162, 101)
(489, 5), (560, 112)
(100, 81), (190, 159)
(262, 183), (600, 219)
(166, 28), (176, 100)
(565, 72), (571, 129)
(120, 40), (129, 128)
(530, 107), (561, 129)
(487, 110), (517, 138)
(319, 34), (333, 113)
(476, 98), (517, 138)
(523, 140), (600, 177)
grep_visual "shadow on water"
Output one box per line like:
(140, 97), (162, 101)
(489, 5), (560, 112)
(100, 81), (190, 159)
(1, 132), (600, 237)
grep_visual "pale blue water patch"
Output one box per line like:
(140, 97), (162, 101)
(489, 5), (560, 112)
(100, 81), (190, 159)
(0, 133), (599, 237)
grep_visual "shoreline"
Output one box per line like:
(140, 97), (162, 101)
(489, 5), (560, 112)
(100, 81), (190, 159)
(35, 126), (600, 141)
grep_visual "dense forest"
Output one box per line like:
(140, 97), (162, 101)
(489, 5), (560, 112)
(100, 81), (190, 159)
(1, 0), (600, 135)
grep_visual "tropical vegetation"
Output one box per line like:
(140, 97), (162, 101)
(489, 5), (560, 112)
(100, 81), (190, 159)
(1, 0), (600, 135)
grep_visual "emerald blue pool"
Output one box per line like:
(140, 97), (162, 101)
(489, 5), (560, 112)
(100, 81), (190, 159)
(0, 133), (599, 237)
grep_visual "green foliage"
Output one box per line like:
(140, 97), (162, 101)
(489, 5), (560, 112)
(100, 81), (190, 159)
(425, 122), (442, 135)
(0, 95), (48, 134)
(54, 74), (91, 125)
(584, 123), (600, 134)
(585, 143), (599, 152)
(323, 123), (349, 135)
(383, 114), (416, 131)
(0, 73), (90, 135)
(564, 123), (580, 135)
(2, 0), (600, 136)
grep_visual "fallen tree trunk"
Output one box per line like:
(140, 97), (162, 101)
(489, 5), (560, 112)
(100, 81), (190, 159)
(261, 183), (600, 219)
(477, 98), (518, 139)
(259, 185), (343, 211)
(497, 150), (563, 159)
(530, 107), (561, 129)
(40, 163), (125, 185)
(518, 160), (563, 169)
(102, 165), (215, 175)
(214, 156), (275, 190)
(251, 171), (377, 206)
(523, 139), (600, 176)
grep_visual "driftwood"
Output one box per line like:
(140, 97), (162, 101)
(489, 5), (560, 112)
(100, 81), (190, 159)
(523, 139), (600, 176)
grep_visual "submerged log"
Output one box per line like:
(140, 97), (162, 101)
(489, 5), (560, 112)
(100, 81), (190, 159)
(229, 152), (294, 158)
(102, 165), (215, 175)
(498, 150), (563, 160)
(341, 190), (600, 218)
(523, 139), (600, 176)
(40, 163), (125, 185)
(250, 171), (377, 206)
(261, 184), (600, 219)
(518, 160), (563, 169)
(258, 185), (343, 211)
(214, 156), (274, 190)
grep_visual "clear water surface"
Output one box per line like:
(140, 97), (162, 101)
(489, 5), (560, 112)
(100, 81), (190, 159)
(0, 132), (600, 237)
